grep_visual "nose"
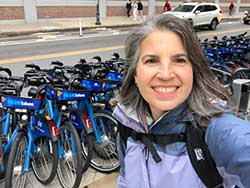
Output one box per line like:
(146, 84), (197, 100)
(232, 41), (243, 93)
(156, 61), (174, 80)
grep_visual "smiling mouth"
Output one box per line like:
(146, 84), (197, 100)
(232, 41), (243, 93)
(153, 86), (179, 93)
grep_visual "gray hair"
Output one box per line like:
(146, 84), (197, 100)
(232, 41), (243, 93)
(119, 14), (232, 126)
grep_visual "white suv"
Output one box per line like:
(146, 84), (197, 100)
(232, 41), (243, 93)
(163, 2), (222, 30)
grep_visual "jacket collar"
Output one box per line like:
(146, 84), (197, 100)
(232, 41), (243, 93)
(113, 101), (194, 130)
(159, 101), (193, 123)
(148, 101), (194, 131)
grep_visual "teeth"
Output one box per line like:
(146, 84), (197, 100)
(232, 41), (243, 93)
(156, 87), (176, 93)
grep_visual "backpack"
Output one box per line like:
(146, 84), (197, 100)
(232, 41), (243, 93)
(229, 3), (234, 9)
(117, 121), (224, 188)
(126, 2), (132, 9)
(137, 2), (143, 11)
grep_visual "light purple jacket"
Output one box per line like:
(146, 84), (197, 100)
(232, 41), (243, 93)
(113, 102), (250, 188)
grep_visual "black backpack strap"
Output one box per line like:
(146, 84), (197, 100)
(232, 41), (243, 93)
(117, 121), (185, 163)
(117, 121), (131, 147)
(186, 121), (224, 188)
(117, 121), (162, 162)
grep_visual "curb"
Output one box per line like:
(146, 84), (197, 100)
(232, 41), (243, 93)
(0, 23), (140, 38)
(0, 17), (241, 38)
(221, 17), (241, 22)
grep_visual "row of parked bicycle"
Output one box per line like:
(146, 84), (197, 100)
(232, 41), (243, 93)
(0, 53), (126, 188)
(201, 32), (250, 94)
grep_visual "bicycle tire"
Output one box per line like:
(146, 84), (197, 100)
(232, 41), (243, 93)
(31, 136), (58, 185)
(83, 111), (120, 173)
(78, 130), (93, 174)
(0, 108), (5, 179)
(57, 121), (82, 188)
(5, 131), (27, 188)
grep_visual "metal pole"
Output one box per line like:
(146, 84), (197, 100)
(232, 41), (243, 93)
(95, 0), (101, 25)
(236, 0), (241, 14)
(79, 18), (83, 37)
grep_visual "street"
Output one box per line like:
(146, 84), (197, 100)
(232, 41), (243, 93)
(0, 21), (249, 73)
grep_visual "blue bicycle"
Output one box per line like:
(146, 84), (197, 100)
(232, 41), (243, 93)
(3, 80), (59, 188)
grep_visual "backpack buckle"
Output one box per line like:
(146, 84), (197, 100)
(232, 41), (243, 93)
(214, 183), (224, 188)
(130, 131), (141, 140)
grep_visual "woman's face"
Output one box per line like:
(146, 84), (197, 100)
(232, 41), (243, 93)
(134, 29), (193, 121)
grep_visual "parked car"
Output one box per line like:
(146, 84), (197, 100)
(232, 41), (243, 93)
(243, 11), (250, 24)
(163, 2), (222, 30)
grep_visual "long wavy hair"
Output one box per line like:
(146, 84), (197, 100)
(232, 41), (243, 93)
(119, 14), (233, 126)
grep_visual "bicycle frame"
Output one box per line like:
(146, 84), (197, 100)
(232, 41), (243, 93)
(1, 95), (57, 173)
(0, 110), (20, 172)
(45, 86), (88, 159)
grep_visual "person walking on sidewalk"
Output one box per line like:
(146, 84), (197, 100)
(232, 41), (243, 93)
(137, 0), (144, 21)
(132, 0), (138, 21)
(229, 1), (235, 16)
(113, 14), (250, 188)
(163, 0), (172, 12)
(125, 0), (132, 18)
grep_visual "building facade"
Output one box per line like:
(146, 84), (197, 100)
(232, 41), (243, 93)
(0, 0), (248, 24)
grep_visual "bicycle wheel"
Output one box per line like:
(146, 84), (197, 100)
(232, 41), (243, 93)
(31, 136), (58, 185)
(83, 111), (120, 173)
(78, 130), (93, 174)
(0, 108), (6, 179)
(57, 121), (82, 188)
(5, 131), (27, 188)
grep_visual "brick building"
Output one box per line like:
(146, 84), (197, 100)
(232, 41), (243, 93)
(0, 0), (248, 24)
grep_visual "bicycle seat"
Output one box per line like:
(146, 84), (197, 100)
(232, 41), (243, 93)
(28, 77), (46, 86)
(28, 87), (39, 98)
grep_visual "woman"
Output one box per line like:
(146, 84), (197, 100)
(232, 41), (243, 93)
(125, 0), (132, 18)
(163, 0), (172, 12)
(113, 14), (250, 188)
(132, 0), (138, 21)
(229, 1), (235, 16)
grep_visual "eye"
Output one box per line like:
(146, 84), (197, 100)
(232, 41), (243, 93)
(144, 58), (157, 64)
(175, 57), (187, 64)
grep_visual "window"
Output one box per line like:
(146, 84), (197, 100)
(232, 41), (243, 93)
(209, 5), (217, 11)
(195, 5), (205, 12)
(173, 5), (195, 12)
(203, 5), (211, 12)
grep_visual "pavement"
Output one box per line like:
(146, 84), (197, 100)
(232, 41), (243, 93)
(0, 13), (244, 38)
(0, 13), (244, 188)
(0, 168), (118, 188)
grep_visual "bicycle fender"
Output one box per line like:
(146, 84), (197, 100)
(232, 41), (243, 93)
(33, 114), (58, 142)
(69, 108), (94, 134)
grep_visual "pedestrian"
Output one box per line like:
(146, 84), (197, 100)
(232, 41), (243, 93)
(125, 0), (132, 18)
(131, 0), (138, 21)
(163, 0), (172, 12)
(113, 14), (250, 188)
(137, 0), (144, 20)
(229, 1), (235, 16)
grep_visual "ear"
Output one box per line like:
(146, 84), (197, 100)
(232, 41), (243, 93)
(134, 74), (137, 84)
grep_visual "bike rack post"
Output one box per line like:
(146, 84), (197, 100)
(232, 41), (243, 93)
(79, 18), (83, 37)
(233, 79), (250, 119)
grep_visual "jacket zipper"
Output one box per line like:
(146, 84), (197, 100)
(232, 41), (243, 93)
(145, 147), (149, 160)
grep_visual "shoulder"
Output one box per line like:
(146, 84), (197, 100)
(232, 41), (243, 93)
(205, 114), (250, 186)
(205, 113), (250, 162)
(206, 113), (250, 135)
(113, 103), (145, 132)
(205, 113), (250, 142)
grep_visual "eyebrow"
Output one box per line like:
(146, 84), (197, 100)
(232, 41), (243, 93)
(172, 53), (188, 58)
(141, 53), (188, 61)
(141, 55), (159, 61)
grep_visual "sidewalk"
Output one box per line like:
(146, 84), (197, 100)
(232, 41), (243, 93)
(0, 17), (143, 38)
(0, 165), (119, 188)
(0, 13), (243, 38)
